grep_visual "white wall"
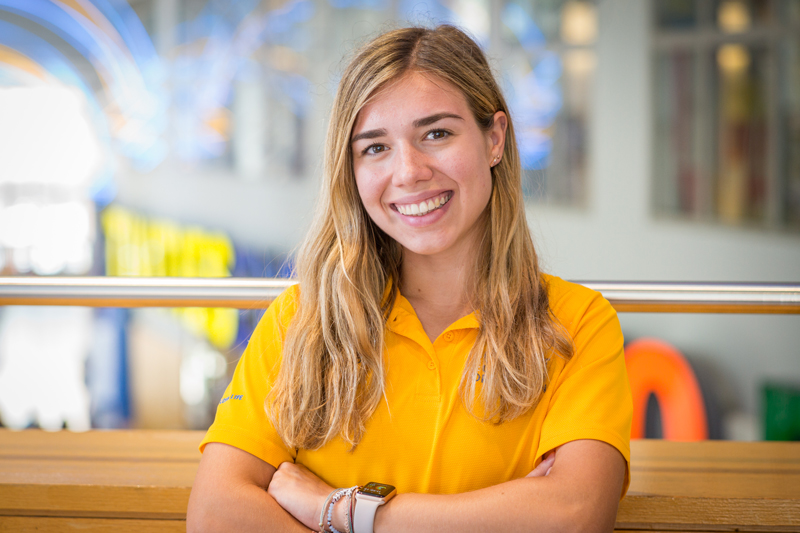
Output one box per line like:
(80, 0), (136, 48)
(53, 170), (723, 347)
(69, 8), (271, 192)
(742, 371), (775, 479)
(116, 166), (320, 252)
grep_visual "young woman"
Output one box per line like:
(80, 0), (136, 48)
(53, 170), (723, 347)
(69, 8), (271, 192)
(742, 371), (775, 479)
(188, 25), (631, 533)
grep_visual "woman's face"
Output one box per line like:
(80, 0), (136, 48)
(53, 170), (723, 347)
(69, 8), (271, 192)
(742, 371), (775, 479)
(351, 72), (506, 261)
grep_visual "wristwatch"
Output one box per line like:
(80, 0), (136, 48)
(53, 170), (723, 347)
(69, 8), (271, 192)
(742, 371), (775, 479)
(352, 482), (396, 533)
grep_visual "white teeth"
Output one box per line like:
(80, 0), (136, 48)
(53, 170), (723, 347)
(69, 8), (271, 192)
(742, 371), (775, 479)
(395, 193), (451, 217)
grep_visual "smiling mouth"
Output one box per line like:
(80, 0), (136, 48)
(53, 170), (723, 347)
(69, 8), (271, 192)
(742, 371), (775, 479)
(393, 192), (452, 217)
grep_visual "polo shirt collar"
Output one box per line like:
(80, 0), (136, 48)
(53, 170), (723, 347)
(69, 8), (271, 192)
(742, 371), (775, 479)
(388, 292), (480, 335)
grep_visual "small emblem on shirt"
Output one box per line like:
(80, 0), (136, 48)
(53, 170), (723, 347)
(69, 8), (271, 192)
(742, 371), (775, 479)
(219, 394), (244, 404)
(475, 365), (548, 392)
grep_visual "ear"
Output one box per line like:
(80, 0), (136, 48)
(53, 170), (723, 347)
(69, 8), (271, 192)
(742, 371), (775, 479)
(487, 111), (508, 161)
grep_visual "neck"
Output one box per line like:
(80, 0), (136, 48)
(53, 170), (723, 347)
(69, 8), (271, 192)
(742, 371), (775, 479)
(399, 241), (478, 341)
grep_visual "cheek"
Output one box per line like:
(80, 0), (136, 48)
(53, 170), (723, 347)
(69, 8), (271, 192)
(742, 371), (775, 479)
(354, 171), (385, 218)
(463, 163), (494, 216)
(480, 169), (493, 199)
(449, 154), (492, 202)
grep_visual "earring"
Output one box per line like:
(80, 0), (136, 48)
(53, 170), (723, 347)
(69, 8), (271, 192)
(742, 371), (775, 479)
(492, 156), (500, 166)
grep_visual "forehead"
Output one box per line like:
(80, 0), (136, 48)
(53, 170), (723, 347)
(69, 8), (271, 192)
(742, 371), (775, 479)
(352, 72), (470, 132)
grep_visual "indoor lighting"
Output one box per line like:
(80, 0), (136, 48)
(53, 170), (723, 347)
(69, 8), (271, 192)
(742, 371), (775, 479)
(717, 44), (751, 74)
(718, 0), (751, 33)
(561, 1), (598, 46)
(563, 49), (596, 79)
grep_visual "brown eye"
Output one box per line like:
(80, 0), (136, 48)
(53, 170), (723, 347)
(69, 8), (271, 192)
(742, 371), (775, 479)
(427, 129), (449, 140)
(364, 144), (387, 155)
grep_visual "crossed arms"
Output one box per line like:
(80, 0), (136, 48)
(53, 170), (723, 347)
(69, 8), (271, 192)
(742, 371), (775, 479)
(187, 438), (626, 533)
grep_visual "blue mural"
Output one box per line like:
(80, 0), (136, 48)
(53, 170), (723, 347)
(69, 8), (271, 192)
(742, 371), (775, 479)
(502, 1), (563, 171)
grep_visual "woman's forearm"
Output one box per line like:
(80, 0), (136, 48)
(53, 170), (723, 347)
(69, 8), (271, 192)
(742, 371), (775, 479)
(373, 477), (579, 533)
(187, 482), (312, 533)
(370, 441), (624, 533)
(187, 443), (314, 533)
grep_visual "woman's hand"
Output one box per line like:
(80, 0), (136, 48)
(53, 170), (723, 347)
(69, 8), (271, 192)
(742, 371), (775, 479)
(526, 450), (555, 478)
(267, 462), (334, 530)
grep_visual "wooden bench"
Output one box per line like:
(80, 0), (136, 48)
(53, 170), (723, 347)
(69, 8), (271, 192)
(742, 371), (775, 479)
(0, 429), (798, 532)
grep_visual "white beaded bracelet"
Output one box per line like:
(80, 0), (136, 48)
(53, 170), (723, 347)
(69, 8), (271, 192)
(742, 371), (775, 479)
(327, 486), (359, 533)
(320, 489), (339, 533)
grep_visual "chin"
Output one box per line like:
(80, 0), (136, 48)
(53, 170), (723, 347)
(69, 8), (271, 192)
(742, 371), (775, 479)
(398, 238), (453, 257)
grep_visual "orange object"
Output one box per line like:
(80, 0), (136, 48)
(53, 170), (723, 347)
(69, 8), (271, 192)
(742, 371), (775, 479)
(625, 338), (708, 441)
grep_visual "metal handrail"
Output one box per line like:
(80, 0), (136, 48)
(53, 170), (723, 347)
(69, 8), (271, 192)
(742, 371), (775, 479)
(1, 277), (798, 313)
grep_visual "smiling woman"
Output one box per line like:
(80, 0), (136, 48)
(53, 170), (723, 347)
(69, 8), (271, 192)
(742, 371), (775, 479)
(188, 25), (631, 533)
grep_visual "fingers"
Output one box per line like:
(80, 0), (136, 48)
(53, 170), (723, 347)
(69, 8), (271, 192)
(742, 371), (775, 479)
(267, 462), (333, 529)
(267, 462), (302, 498)
(526, 450), (556, 478)
(274, 462), (308, 482)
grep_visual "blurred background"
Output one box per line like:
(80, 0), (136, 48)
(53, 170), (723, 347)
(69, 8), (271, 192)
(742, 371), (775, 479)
(0, 0), (798, 440)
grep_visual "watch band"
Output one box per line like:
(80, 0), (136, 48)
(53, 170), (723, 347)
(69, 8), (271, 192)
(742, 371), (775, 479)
(352, 493), (383, 533)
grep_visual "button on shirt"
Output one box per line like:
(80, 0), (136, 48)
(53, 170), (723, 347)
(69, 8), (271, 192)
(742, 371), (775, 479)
(200, 275), (632, 496)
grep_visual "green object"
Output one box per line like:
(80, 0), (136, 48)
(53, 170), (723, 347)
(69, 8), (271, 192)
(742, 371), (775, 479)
(763, 383), (800, 441)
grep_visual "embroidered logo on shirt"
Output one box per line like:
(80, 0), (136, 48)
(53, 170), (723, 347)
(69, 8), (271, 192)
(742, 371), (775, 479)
(219, 394), (244, 404)
(475, 364), (548, 392)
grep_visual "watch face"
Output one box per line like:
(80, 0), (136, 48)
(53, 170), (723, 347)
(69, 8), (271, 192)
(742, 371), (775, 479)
(359, 482), (396, 498)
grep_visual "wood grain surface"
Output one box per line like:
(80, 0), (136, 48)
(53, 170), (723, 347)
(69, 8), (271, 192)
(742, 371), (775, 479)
(0, 430), (199, 521)
(1, 430), (799, 532)
(0, 517), (186, 532)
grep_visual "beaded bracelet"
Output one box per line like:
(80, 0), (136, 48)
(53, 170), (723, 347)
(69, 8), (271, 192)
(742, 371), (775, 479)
(327, 486), (360, 533)
(327, 489), (346, 533)
(320, 489), (339, 533)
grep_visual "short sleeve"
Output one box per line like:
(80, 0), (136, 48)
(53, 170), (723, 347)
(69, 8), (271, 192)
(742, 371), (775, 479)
(198, 285), (299, 468)
(537, 282), (632, 497)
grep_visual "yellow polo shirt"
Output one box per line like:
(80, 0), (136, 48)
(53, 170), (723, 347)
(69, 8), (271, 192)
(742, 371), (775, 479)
(200, 275), (632, 496)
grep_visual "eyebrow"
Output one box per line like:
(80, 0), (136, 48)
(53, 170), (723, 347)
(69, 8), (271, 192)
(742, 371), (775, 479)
(351, 128), (387, 143)
(412, 113), (464, 128)
(350, 113), (464, 144)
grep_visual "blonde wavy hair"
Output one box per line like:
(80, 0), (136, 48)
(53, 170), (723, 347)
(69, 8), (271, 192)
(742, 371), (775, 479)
(267, 25), (573, 450)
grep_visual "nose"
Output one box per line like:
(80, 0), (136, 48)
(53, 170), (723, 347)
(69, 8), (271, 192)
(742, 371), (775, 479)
(392, 143), (433, 187)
